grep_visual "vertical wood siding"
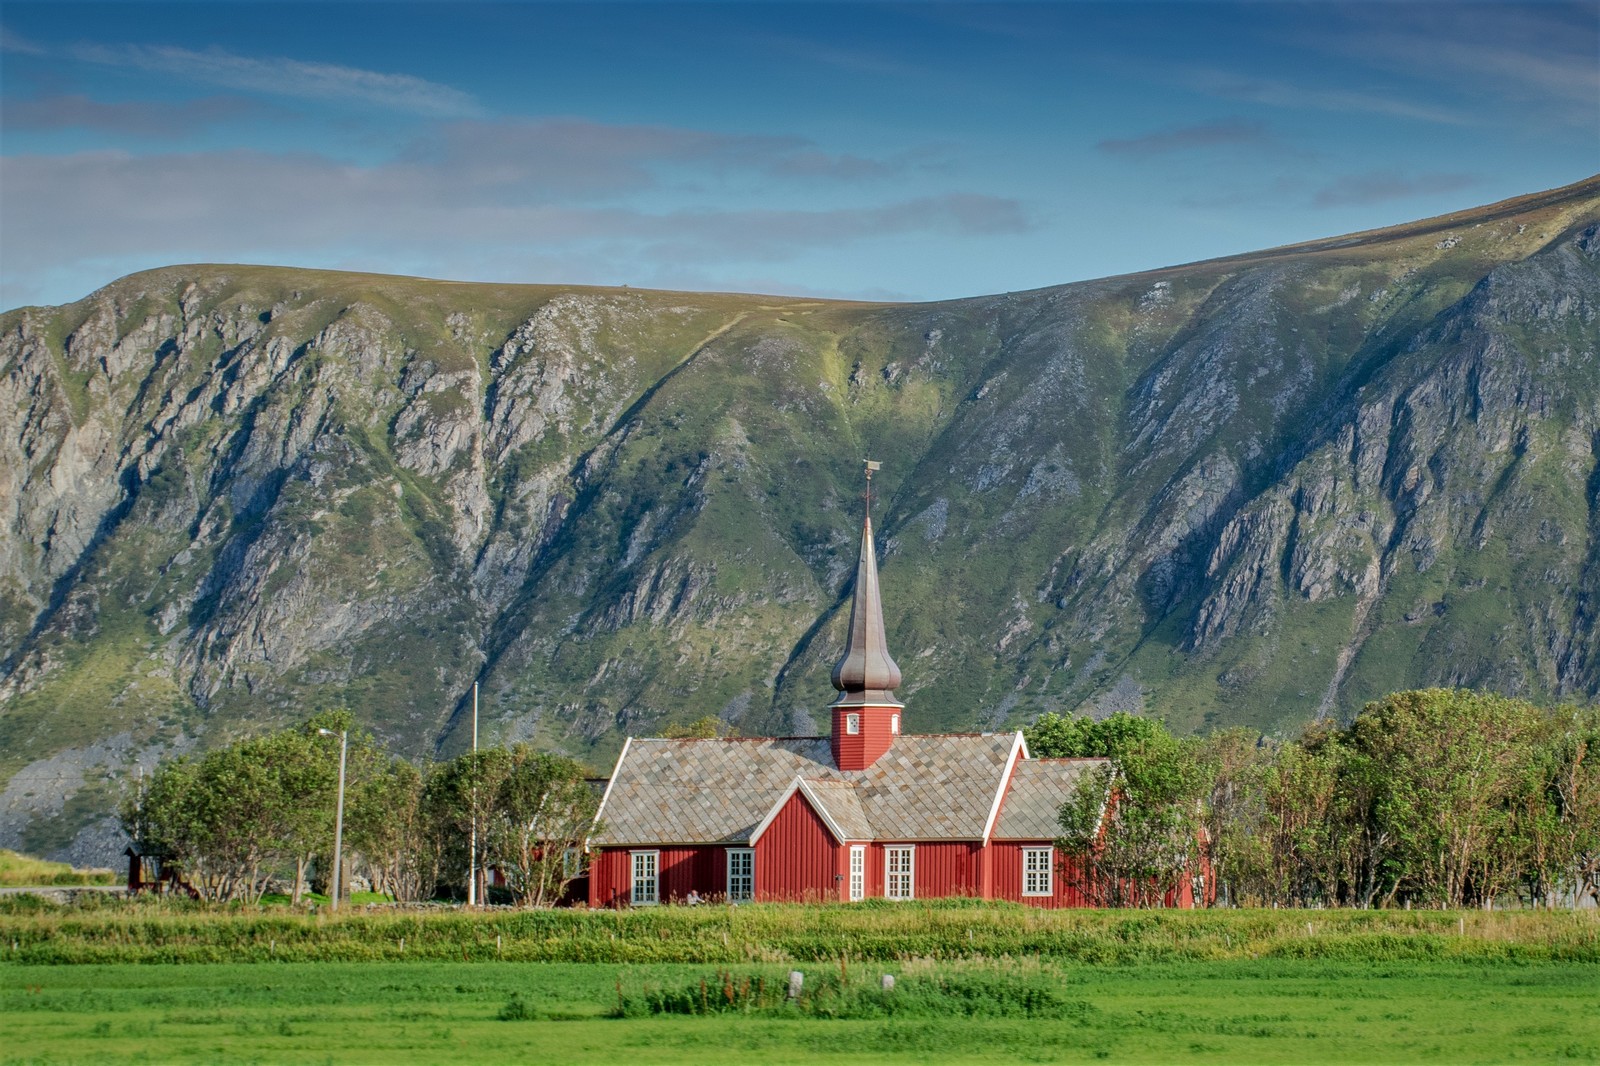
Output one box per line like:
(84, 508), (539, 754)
(756, 792), (838, 901)
(588, 845), (725, 906)
(830, 706), (898, 770)
(990, 842), (1094, 908)
(902, 841), (982, 898)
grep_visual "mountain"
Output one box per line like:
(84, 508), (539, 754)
(3, 177), (1598, 863)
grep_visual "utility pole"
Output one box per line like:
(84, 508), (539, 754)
(317, 728), (348, 912)
(467, 681), (479, 907)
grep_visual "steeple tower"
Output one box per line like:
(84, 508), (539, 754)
(830, 460), (904, 771)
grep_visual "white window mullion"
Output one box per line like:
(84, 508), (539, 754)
(726, 848), (754, 902)
(631, 850), (659, 906)
(849, 845), (865, 902)
(885, 846), (915, 900)
(1022, 847), (1053, 897)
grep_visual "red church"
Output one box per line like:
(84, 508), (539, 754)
(588, 472), (1123, 908)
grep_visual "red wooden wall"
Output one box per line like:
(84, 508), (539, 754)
(989, 842), (1093, 908)
(830, 705), (898, 770)
(755, 791), (838, 902)
(588, 845), (725, 907)
(909, 842), (983, 898)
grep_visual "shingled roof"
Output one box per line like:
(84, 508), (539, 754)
(992, 758), (1109, 840)
(591, 732), (1023, 846)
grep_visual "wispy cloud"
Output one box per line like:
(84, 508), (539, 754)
(63, 41), (479, 117)
(0, 145), (1032, 308)
(0, 25), (47, 56)
(2, 94), (265, 137)
(1097, 119), (1279, 157)
(1313, 171), (1477, 208)
(1314, 4), (1599, 125)
(1187, 68), (1469, 125)
(405, 119), (906, 197)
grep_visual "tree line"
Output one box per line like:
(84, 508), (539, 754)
(124, 688), (1598, 910)
(123, 710), (597, 906)
(1034, 689), (1600, 909)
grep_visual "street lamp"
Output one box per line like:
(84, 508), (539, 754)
(317, 728), (348, 911)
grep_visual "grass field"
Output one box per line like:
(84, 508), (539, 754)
(2, 900), (1596, 1064)
(3, 957), (1597, 1065)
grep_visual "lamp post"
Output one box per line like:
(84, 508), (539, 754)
(317, 728), (348, 911)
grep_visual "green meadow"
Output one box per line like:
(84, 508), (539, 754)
(4, 957), (1597, 1065)
(3, 901), (1597, 1064)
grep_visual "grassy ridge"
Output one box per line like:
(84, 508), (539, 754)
(0, 851), (114, 888)
(4, 898), (1597, 965)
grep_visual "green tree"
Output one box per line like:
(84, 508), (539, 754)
(422, 748), (513, 901)
(485, 746), (599, 906)
(1348, 689), (1545, 907)
(660, 715), (739, 739)
(1052, 714), (1211, 907)
(1026, 710), (1162, 760)
(1527, 705), (1600, 907)
(346, 757), (431, 902)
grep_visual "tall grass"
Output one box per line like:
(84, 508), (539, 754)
(3, 895), (1596, 966)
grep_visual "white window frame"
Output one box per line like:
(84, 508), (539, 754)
(1022, 846), (1054, 897)
(885, 845), (915, 900)
(726, 847), (754, 903)
(846, 713), (860, 735)
(849, 845), (865, 902)
(631, 850), (659, 906)
(562, 847), (583, 880)
(890, 713), (900, 735)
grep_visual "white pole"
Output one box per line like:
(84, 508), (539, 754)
(318, 728), (348, 912)
(467, 682), (479, 907)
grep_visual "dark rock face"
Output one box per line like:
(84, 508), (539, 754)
(2, 180), (1598, 860)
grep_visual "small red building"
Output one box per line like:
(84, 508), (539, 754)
(589, 478), (1136, 908)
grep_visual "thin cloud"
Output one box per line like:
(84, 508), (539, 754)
(405, 118), (918, 197)
(1097, 120), (1279, 157)
(2, 94), (264, 137)
(1315, 4), (1599, 123)
(0, 25), (47, 56)
(1313, 171), (1477, 208)
(66, 41), (479, 117)
(0, 147), (1034, 307)
(1187, 68), (1469, 126)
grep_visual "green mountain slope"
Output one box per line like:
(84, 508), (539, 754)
(2, 177), (1597, 862)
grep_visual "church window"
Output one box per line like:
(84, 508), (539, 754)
(885, 846), (915, 900)
(1023, 847), (1053, 896)
(631, 850), (659, 905)
(726, 848), (754, 902)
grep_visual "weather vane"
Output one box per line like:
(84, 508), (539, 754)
(864, 459), (881, 517)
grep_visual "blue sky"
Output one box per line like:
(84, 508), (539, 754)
(2, 1), (1596, 310)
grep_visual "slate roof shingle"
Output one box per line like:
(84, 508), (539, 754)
(591, 733), (1022, 846)
(991, 758), (1109, 840)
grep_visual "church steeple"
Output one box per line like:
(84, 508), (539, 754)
(830, 461), (903, 771)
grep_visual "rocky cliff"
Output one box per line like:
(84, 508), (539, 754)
(3, 177), (1597, 861)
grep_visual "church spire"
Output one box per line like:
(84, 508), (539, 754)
(830, 460), (903, 706)
(830, 462), (903, 772)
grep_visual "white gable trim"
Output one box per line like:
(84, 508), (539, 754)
(747, 777), (852, 846)
(981, 731), (1028, 846)
(588, 736), (633, 846)
(747, 778), (803, 846)
(795, 779), (853, 844)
